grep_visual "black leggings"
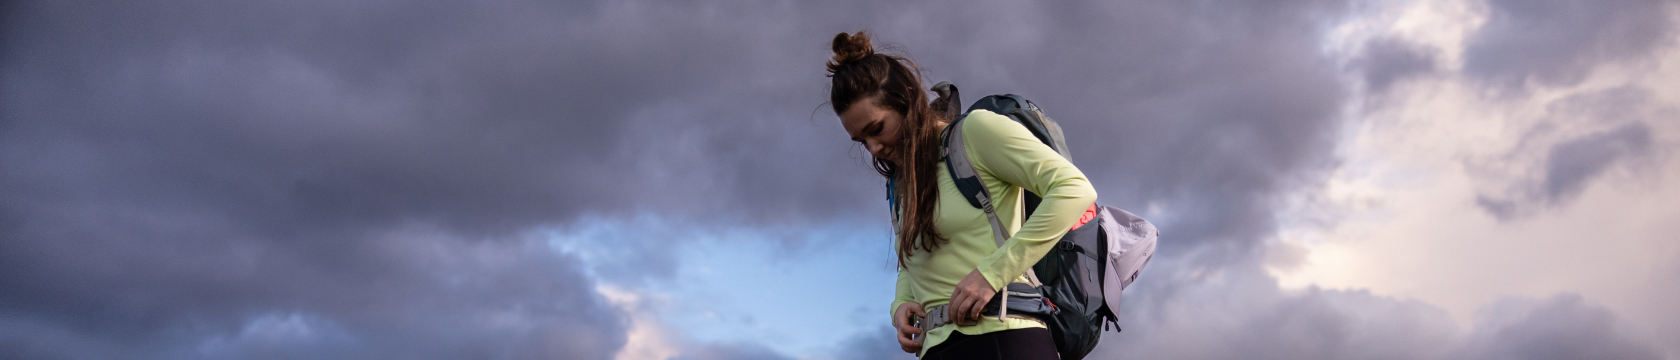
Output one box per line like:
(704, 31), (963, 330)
(922, 328), (1058, 360)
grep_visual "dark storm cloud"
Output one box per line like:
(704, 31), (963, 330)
(1359, 37), (1438, 92)
(6, 0), (1672, 358)
(0, 0), (792, 357)
(1045, 0), (1349, 261)
(4, 0), (1362, 356)
(1465, 0), (1678, 88)
(0, 225), (624, 359)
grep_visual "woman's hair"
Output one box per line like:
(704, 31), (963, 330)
(826, 30), (947, 269)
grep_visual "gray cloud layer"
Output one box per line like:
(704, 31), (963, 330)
(1465, 0), (1677, 88)
(1359, 36), (1438, 92)
(1090, 261), (1663, 360)
(3, 0), (1676, 358)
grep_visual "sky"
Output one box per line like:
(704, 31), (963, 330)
(1, 0), (1676, 359)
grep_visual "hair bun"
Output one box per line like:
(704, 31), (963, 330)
(827, 31), (874, 75)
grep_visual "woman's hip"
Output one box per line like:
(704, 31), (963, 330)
(922, 327), (1057, 360)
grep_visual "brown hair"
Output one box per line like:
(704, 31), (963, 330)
(826, 30), (946, 269)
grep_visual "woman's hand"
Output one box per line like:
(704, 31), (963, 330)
(893, 302), (926, 353)
(948, 269), (995, 325)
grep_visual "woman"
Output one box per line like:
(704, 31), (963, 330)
(826, 31), (1097, 359)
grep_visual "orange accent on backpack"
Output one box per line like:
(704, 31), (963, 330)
(1070, 203), (1098, 230)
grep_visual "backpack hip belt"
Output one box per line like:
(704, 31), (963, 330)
(912, 302), (1047, 343)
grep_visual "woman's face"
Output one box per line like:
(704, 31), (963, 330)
(840, 97), (904, 164)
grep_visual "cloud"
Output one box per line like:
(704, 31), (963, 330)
(5, 0), (1677, 358)
(1091, 261), (1665, 360)
(669, 343), (792, 360)
(0, 0), (872, 357)
(1266, 1), (1680, 358)
(1358, 37), (1439, 93)
(1451, 294), (1664, 360)
(1469, 86), (1668, 220)
(1464, 0), (1678, 88)
(827, 327), (918, 360)
(1093, 261), (1464, 360)
(3, 0), (1353, 356)
(191, 312), (357, 359)
(1476, 120), (1655, 219)
(6, 2), (1361, 354)
(1542, 122), (1653, 202)
(599, 285), (683, 360)
(0, 225), (627, 359)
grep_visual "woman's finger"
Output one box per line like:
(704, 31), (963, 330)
(959, 289), (982, 323)
(960, 295), (974, 322)
(898, 325), (921, 348)
(967, 296), (980, 321)
(954, 294), (967, 321)
(899, 336), (921, 354)
(949, 295), (967, 323)
(897, 314), (920, 335)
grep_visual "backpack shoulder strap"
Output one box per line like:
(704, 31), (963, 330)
(941, 117), (1004, 249)
(941, 116), (988, 211)
(943, 110), (1043, 289)
(935, 81), (988, 212)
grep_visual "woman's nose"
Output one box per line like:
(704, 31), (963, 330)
(867, 140), (885, 158)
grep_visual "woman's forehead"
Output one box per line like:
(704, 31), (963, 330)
(840, 109), (874, 132)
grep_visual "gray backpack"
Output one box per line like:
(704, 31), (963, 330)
(934, 82), (1158, 360)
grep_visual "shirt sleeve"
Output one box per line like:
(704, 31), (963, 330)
(963, 111), (1098, 291)
(889, 267), (916, 321)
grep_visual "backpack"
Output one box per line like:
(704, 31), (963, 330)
(933, 81), (1158, 360)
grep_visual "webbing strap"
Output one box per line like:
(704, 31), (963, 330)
(913, 304), (1046, 343)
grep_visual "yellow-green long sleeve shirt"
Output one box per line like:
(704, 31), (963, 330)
(889, 109), (1098, 357)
